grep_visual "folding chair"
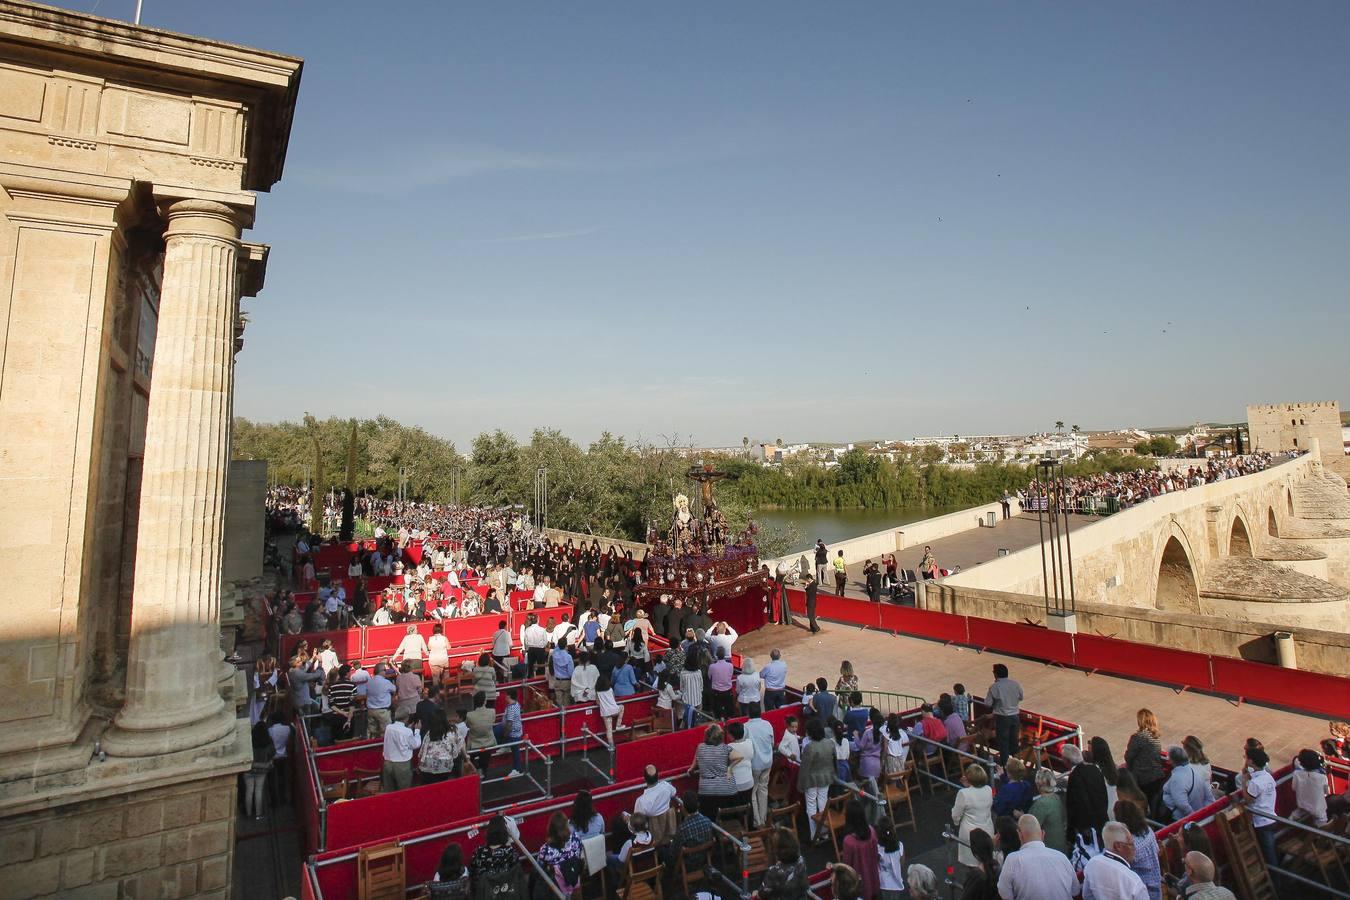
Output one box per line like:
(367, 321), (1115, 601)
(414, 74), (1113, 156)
(357, 841), (405, 900)
(352, 766), (383, 797)
(881, 771), (915, 831)
(678, 839), (715, 897)
(622, 846), (664, 900)
(813, 793), (850, 858)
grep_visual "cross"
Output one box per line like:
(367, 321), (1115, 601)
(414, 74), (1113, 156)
(686, 463), (730, 508)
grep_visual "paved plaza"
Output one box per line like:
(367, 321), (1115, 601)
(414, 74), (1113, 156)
(801, 513), (1095, 599)
(736, 618), (1332, 772)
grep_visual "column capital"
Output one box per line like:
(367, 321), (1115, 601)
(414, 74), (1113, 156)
(158, 197), (247, 241)
(151, 186), (257, 230)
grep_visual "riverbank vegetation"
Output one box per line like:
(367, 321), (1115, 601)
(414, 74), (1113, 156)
(234, 416), (1153, 553)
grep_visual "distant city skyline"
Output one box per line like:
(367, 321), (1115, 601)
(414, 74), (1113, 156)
(54, 1), (1350, 450)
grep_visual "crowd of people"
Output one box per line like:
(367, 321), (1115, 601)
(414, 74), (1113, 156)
(250, 485), (1345, 900)
(1019, 454), (1277, 514)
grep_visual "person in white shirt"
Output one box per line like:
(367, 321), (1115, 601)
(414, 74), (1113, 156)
(347, 557), (363, 578)
(550, 616), (576, 648)
(1291, 748), (1331, 826)
(316, 640), (340, 675)
(520, 614), (550, 677)
(633, 764), (678, 817)
(1240, 747), (1279, 866)
(744, 708), (776, 826)
(708, 622), (738, 659)
(736, 657), (763, 716)
(570, 652), (599, 703)
(427, 624), (450, 679)
(997, 815), (1080, 900)
(777, 717), (801, 763)
(393, 625), (428, 668)
(381, 710), (422, 792)
(1081, 822), (1147, 900)
(532, 578), (550, 606)
(371, 605), (393, 626)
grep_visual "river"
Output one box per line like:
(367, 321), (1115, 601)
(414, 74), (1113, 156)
(753, 505), (966, 554)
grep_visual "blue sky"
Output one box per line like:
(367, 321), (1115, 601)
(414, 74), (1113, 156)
(70, 1), (1349, 448)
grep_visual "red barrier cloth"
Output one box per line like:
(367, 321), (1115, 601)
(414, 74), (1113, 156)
(1072, 633), (1212, 690)
(785, 588), (882, 629)
(295, 723), (324, 855)
(967, 619), (1074, 665)
(876, 604), (968, 644)
(1209, 657), (1350, 719)
(324, 773), (480, 852)
(711, 584), (770, 635)
(614, 724), (711, 781)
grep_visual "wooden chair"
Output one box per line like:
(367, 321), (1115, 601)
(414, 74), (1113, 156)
(813, 793), (850, 858)
(1278, 814), (1350, 887)
(767, 766), (793, 806)
(742, 827), (776, 879)
(352, 766), (383, 797)
(882, 770), (916, 831)
(627, 713), (655, 741)
(622, 846), (663, 900)
(717, 803), (752, 837)
(318, 769), (349, 803)
(768, 802), (802, 838)
(357, 841), (405, 900)
(678, 839), (715, 897)
(917, 748), (950, 793)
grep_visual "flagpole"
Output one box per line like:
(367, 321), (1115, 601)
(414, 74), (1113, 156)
(134, 0), (143, 24)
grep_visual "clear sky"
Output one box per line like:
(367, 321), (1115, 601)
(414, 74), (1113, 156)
(68, 1), (1349, 448)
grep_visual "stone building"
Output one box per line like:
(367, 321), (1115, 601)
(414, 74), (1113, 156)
(1247, 400), (1343, 466)
(0, 3), (299, 897)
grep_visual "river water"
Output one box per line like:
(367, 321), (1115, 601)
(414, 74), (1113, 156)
(753, 505), (965, 554)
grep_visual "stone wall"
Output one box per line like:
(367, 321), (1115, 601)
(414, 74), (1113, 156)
(542, 527), (649, 556)
(765, 500), (1013, 570)
(926, 583), (1350, 675)
(223, 460), (267, 582)
(0, 771), (236, 900)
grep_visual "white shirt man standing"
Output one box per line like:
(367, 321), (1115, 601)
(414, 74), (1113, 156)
(380, 710), (422, 792)
(997, 814), (1080, 900)
(1080, 822), (1147, 900)
(744, 708), (776, 827)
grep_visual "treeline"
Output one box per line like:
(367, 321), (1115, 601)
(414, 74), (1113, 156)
(232, 417), (1154, 548)
(717, 451), (1153, 510)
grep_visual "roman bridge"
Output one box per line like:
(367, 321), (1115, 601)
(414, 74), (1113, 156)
(932, 452), (1350, 672)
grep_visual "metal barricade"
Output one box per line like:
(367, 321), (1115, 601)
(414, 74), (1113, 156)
(480, 738), (552, 811)
(708, 820), (753, 897)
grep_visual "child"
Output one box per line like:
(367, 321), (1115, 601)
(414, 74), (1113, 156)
(875, 817), (905, 900)
(952, 683), (972, 726)
(777, 716), (802, 763)
(655, 669), (681, 731)
(596, 673), (624, 746)
(609, 812), (652, 871)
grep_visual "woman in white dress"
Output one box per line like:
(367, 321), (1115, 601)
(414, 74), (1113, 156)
(951, 764), (995, 868)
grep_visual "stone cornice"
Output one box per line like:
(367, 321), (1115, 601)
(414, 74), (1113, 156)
(0, 0), (302, 191)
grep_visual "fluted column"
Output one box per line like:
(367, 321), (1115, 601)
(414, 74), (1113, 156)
(102, 199), (243, 757)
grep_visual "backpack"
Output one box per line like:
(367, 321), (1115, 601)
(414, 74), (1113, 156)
(1069, 828), (1102, 875)
(475, 866), (525, 900)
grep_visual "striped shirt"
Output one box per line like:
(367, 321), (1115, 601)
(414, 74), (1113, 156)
(327, 680), (357, 712)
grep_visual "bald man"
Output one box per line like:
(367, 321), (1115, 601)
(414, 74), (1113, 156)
(997, 814), (1079, 899)
(1180, 852), (1236, 900)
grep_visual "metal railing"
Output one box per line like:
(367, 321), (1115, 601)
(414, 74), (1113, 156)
(578, 726), (616, 785)
(708, 819), (753, 896)
(852, 688), (929, 716)
(480, 738), (552, 810)
(1243, 803), (1350, 898)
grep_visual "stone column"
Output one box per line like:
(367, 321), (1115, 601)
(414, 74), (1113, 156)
(102, 199), (244, 757)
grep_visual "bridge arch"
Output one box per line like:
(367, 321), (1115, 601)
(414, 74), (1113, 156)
(1267, 506), (1279, 538)
(1155, 525), (1201, 614)
(1228, 508), (1254, 557)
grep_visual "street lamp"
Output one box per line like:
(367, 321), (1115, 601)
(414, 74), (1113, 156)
(1036, 455), (1077, 633)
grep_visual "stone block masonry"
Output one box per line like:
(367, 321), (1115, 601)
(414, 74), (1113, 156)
(0, 773), (236, 900)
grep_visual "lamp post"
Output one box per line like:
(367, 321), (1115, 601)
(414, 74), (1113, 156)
(1036, 455), (1077, 633)
(533, 466), (549, 532)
